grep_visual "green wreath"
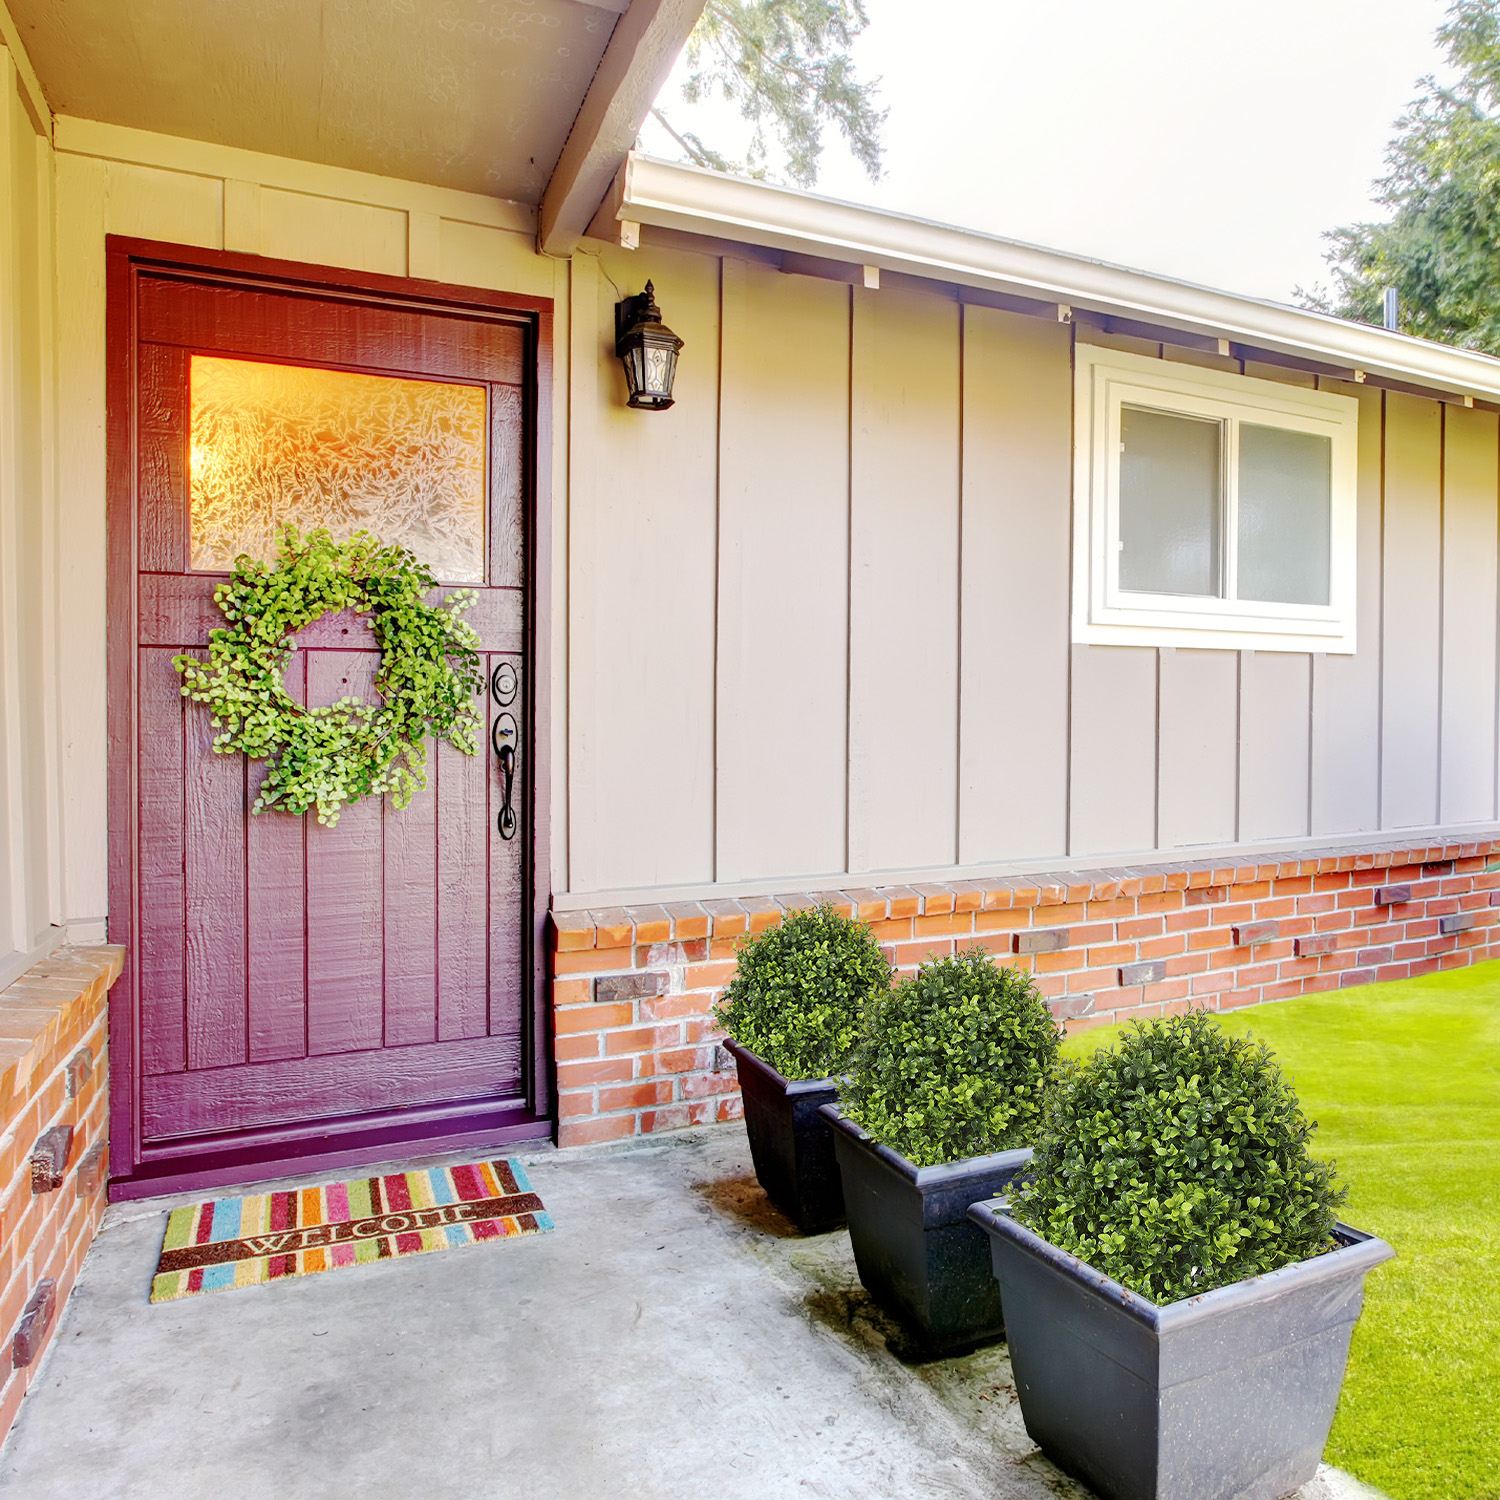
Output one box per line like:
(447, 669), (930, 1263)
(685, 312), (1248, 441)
(174, 527), (484, 826)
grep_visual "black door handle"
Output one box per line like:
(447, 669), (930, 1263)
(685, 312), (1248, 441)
(492, 710), (518, 840)
(490, 661), (519, 840)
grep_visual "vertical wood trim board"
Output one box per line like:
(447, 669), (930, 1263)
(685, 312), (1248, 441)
(407, 209), (441, 281)
(565, 252), (599, 897)
(52, 152), (110, 929)
(222, 179), (262, 255)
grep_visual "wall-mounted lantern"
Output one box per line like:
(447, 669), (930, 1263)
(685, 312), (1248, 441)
(614, 281), (683, 411)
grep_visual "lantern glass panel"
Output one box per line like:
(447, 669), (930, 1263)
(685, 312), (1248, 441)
(645, 344), (675, 398)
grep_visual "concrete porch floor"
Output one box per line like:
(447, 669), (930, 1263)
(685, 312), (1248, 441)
(1, 1127), (1379, 1500)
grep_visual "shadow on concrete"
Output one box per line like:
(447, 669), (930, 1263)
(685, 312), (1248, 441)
(800, 1283), (999, 1367)
(689, 1170), (802, 1239)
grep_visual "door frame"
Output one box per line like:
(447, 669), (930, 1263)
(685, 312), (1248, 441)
(104, 236), (555, 1200)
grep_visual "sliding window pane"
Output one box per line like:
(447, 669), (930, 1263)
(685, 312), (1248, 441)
(1237, 424), (1331, 606)
(1118, 406), (1223, 597)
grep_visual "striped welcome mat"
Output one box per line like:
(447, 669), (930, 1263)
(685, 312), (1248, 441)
(150, 1158), (552, 1302)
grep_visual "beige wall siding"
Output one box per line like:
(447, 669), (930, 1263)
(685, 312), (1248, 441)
(566, 243), (719, 891)
(1309, 378), (1384, 833)
(1440, 403), (1500, 823)
(18, 116), (1500, 919)
(0, 48), (60, 982)
(1381, 392), (1445, 830)
(1240, 653), (1312, 842)
(1070, 644), (1157, 852)
(957, 307), (1072, 865)
(1157, 650), (1237, 849)
(716, 259), (850, 882)
(848, 285), (961, 873)
(566, 257), (1500, 903)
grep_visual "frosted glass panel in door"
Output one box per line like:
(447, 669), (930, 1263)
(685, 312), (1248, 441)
(1237, 424), (1332, 606)
(188, 355), (487, 581)
(1118, 406), (1223, 597)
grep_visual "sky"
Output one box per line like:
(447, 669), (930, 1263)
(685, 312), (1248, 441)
(640, 0), (1452, 305)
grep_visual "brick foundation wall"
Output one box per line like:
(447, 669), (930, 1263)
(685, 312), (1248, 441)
(550, 836), (1500, 1147)
(0, 946), (122, 1448)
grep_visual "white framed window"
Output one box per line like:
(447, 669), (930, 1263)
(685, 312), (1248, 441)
(1072, 344), (1359, 652)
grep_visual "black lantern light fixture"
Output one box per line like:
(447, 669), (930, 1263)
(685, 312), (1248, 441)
(614, 281), (684, 411)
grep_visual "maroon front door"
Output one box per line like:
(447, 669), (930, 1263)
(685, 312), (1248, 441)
(106, 241), (552, 1197)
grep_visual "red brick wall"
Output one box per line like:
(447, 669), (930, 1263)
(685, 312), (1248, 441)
(551, 837), (1500, 1147)
(0, 946), (121, 1448)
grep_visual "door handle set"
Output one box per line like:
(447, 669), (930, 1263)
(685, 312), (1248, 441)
(490, 662), (518, 841)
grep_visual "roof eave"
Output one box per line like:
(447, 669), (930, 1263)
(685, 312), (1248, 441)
(538, 0), (708, 255)
(600, 154), (1500, 405)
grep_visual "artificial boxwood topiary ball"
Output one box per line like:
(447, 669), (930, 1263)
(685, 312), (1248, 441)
(1012, 1009), (1346, 1305)
(715, 906), (891, 1081)
(840, 948), (1062, 1168)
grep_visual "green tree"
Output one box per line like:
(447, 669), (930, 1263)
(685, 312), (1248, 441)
(650, 0), (885, 186)
(1309, 0), (1500, 352)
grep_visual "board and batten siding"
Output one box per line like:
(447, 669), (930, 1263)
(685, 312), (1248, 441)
(29, 114), (1500, 918)
(567, 247), (1500, 903)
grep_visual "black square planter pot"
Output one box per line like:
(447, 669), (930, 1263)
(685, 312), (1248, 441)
(969, 1201), (1394, 1500)
(723, 1040), (844, 1233)
(822, 1104), (1031, 1352)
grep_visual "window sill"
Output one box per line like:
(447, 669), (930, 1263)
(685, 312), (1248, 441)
(1071, 617), (1357, 654)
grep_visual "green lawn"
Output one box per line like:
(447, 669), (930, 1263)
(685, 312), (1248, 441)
(1064, 966), (1500, 1500)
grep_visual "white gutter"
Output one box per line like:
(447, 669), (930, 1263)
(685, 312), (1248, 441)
(604, 154), (1500, 405)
